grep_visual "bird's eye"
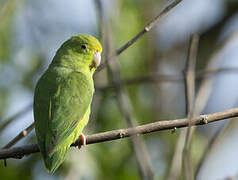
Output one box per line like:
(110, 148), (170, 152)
(81, 44), (87, 50)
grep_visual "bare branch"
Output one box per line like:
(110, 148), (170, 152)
(184, 34), (199, 115)
(2, 123), (34, 149)
(95, 0), (182, 73)
(183, 34), (199, 180)
(0, 107), (238, 160)
(2, 122), (34, 166)
(96, 67), (238, 92)
(0, 104), (32, 134)
(167, 130), (186, 180)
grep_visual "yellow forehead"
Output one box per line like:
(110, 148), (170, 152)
(72, 34), (102, 53)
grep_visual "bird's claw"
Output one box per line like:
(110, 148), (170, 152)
(78, 133), (86, 149)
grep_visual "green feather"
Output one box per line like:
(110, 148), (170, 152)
(33, 34), (102, 173)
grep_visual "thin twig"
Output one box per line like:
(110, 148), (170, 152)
(184, 34), (199, 115)
(95, 0), (182, 73)
(2, 122), (34, 166)
(0, 107), (238, 159)
(183, 34), (199, 180)
(2, 123), (34, 149)
(196, 67), (238, 78)
(96, 67), (238, 92)
(167, 130), (186, 180)
(0, 104), (32, 134)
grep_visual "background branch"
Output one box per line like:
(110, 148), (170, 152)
(96, 67), (238, 92)
(183, 34), (199, 180)
(2, 122), (34, 167)
(0, 104), (32, 135)
(95, 0), (182, 73)
(2, 123), (34, 149)
(0, 107), (238, 160)
(168, 34), (199, 180)
(95, 1), (154, 178)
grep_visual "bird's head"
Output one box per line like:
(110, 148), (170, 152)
(52, 34), (102, 73)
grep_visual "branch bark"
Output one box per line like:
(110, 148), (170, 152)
(1, 107), (238, 160)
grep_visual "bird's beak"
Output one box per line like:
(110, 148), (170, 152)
(92, 50), (101, 68)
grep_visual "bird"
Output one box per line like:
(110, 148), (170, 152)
(33, 34), (102, 173)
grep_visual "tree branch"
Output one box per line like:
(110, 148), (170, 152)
(0, 107), (238, 160)
(96, 67), (238, 92)
(2, 123), (34, 149)
(2, 122), (34, 166)
(183, 34), (199, 180)
(95, 0), (182, 73)
(0, 104), (32, 134)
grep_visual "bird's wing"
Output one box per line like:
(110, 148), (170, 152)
(34, 69), (94, 157)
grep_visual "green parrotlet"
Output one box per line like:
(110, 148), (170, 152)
(33, 34), (102, 173)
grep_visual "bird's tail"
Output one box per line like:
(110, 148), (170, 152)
(43, 146), (68, 173)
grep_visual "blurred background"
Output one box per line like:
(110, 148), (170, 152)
(0, 0), (238, 179)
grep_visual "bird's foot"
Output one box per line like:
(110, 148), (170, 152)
(78, 133), (86, 149)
